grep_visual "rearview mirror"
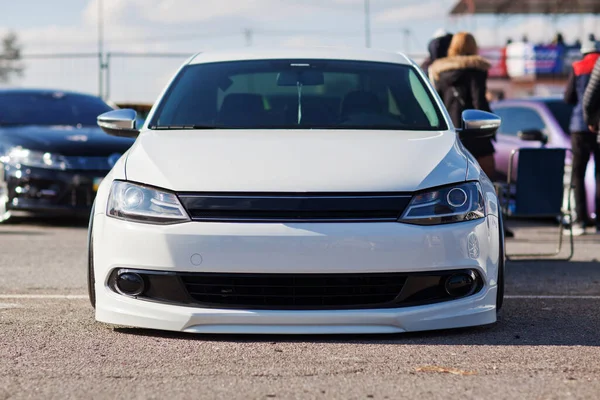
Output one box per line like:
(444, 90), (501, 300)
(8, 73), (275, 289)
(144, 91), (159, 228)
(97, 109), (139, 138)
(457, 109), (501, 141)
(277, 70), (325, 86)
(518, 129), (548, 144)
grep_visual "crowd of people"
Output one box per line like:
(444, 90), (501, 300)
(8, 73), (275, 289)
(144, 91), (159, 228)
(420, 29), (600, 237)
(506, 32), (596, 48)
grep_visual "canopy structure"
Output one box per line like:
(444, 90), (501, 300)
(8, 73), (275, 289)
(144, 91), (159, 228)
(450, 0), (600, 15)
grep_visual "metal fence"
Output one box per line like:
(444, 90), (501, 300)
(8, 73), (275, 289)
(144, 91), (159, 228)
(103, 52), (193, 103)
(8, 53), (101, 96)
(4, 52), (192, 104)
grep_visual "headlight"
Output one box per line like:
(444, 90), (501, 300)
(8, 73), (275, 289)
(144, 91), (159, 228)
(400, 182), (485, 225)
(107, 181), (190, 224)
(0, 147), (67, 170)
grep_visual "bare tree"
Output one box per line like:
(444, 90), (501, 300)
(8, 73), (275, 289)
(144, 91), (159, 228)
(0, 32), (24, 83)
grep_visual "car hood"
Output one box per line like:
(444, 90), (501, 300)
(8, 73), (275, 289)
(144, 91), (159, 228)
(0, 125), (135, 156)
(125, 129), (468, 192)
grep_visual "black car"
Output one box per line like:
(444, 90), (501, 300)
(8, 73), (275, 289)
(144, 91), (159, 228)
(0, 89), (136, 221)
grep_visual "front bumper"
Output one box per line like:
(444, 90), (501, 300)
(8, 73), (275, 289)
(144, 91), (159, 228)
(92, 214), (501, 334)
(5, 165), (107, 216)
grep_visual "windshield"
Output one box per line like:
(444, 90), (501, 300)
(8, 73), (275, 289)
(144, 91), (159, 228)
(544, 100), (574, 135)
(0, 92), (113, 127)
(150, 59), (446, 131)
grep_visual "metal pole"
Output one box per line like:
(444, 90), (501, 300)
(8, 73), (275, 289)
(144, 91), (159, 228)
(364, 0), (371, 48)
(493, 16), (499, 46)
(98, 0), (104, 99)
(244, 28), (253, 47)
(105, 53), (111, 101)
(403, 29), (410, 54)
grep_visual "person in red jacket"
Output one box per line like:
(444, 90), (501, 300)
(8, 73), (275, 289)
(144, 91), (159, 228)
(564, 38), (600, 235)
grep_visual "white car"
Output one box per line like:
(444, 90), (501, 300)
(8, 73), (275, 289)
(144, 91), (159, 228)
(89, 48), (505, 334)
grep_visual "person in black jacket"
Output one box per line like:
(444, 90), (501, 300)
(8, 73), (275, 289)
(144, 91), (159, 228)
(420, 30), (453, 78)
(583, 56), (600, 132)
(428, 31), (495, 178)
(565, 38), (600, 234)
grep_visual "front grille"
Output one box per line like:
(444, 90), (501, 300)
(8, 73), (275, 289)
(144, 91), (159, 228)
(7, 173), (97, 208)
(180, 273), (407, 309)
(178, 193), (412, 222)
(63, 156), (111, 171)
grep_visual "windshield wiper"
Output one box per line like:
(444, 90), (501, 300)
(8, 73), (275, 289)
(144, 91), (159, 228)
(150, 125), (219, 130)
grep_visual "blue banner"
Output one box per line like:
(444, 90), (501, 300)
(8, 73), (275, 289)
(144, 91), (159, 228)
(531, 45), (563, 74)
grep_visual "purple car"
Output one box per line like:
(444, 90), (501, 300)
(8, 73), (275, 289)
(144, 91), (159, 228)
(490, 97), (595, 221)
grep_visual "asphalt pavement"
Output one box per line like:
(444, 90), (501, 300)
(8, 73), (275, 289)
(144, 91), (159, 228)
(1, 217), (599, 400)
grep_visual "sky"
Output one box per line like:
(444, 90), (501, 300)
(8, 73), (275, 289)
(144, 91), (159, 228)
(2, 0), (600, 103)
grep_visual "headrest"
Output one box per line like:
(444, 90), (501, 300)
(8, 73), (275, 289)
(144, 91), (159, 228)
(218, 93), (265, 125)
(341, 90), (382, 117)
(220, 93), (264, 114)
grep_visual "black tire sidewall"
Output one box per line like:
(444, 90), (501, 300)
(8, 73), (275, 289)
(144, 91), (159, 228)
(496, 213), (506, 313)
(87, 204), (96, 309)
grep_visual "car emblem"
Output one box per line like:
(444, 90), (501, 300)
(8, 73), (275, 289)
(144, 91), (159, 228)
(108, 153), (122, 167)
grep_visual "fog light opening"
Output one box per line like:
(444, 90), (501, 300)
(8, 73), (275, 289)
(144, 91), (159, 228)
(444, 271), (477, 298)
(115, 272), (145, 296)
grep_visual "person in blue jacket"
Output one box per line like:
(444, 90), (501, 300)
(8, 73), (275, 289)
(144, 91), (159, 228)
(564, 38), (600, 235)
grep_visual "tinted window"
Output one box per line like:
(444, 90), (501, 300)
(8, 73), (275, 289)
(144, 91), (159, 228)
(151, 59), (446, 130)
(0, 92), (113, 127)
(493, 106), (546, 136)
(544, 100), (574, 134)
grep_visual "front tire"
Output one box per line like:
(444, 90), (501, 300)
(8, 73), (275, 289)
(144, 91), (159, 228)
(496, 214), (506, 313)
(0, 183), (11, 224)
(87, 206), (96, 309)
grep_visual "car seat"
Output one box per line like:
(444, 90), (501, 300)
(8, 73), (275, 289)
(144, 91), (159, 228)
(218, 93), (265, 126)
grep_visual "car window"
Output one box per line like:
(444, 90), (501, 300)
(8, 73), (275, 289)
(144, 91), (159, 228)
(0, 92), (113, 127)
(492, 106), (547, 136)
(544, 100), (574, 135)
(408, 69), (440, 127)
(151, 59), (447, 131)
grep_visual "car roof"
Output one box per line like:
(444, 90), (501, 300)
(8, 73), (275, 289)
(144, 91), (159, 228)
(0, 88), (100, 98)
(188, 47), (413, 66)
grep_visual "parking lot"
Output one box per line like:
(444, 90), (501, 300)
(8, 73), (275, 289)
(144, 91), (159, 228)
(0, 219), (598, 400)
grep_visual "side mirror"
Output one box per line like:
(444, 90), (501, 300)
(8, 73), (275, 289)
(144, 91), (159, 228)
(518, 129), (548, 144)
(457, 109), (501, 141)
(97, 109), (139, 138)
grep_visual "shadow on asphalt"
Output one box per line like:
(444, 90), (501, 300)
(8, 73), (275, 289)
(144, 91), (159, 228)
(505, 261), (600, 296)
(3, 215), (88, 228)
(113, 296), (600, 347)
(18, 212), (596, 345)
(0, 230), (48, 235)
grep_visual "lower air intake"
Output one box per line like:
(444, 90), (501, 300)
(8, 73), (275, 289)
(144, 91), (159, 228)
(181, 273), (407, 309)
